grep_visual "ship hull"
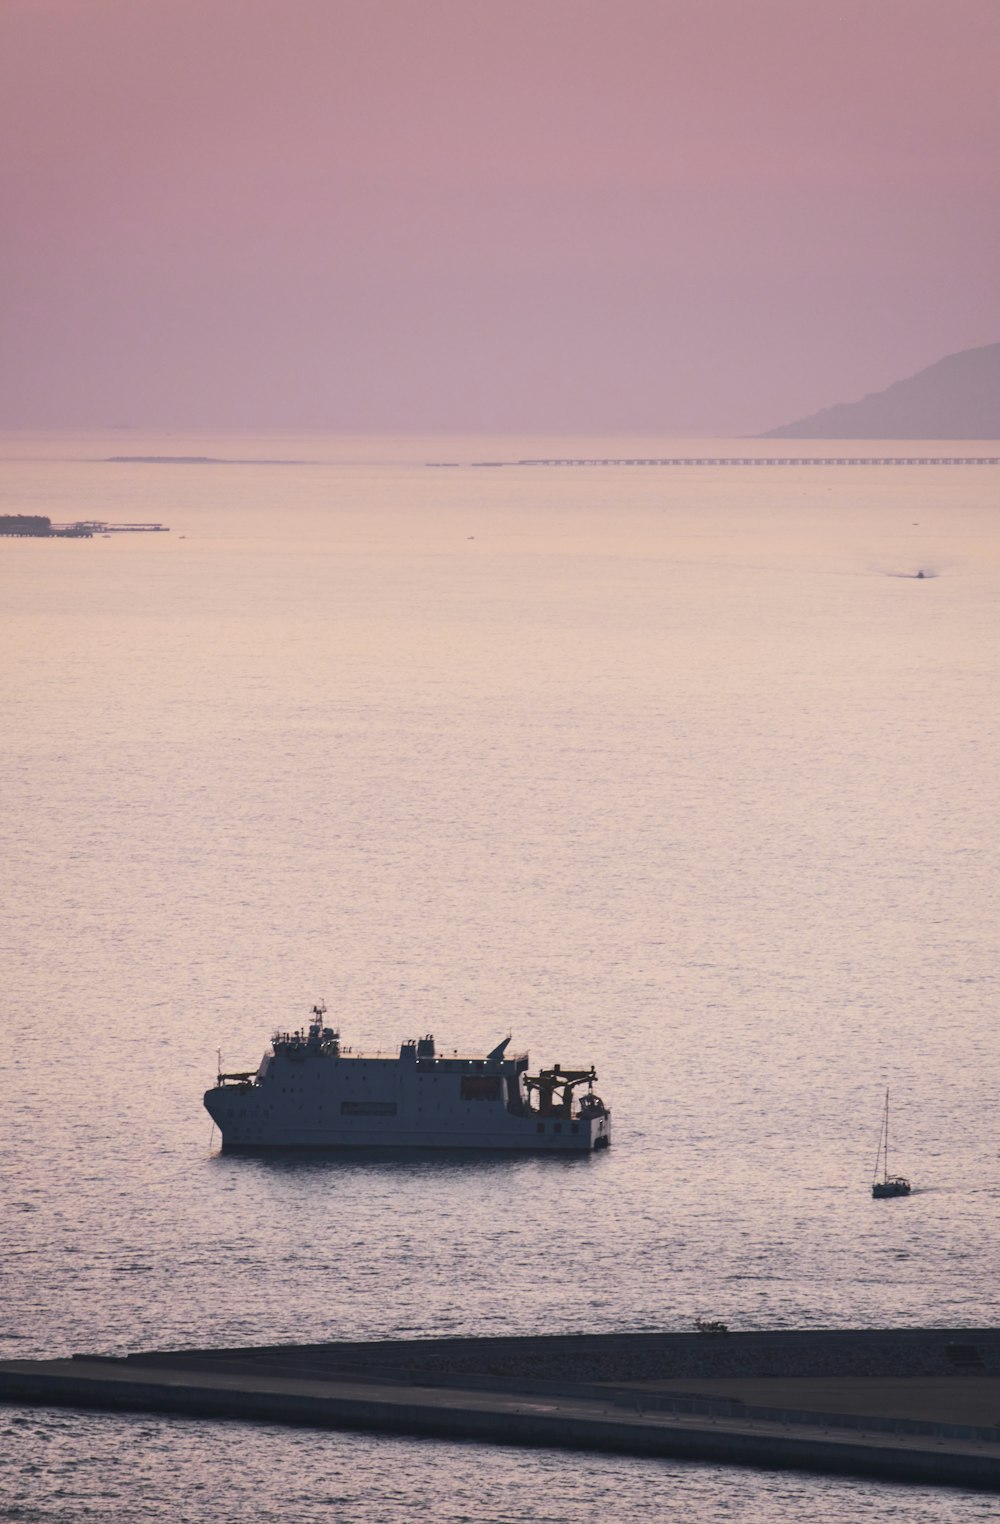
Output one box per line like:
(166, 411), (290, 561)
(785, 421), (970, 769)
(204, 1095), (610, 1153)
(214, 1134), (610, 1154)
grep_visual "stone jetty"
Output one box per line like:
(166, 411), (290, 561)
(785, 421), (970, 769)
(2, 1328), (999, 1491)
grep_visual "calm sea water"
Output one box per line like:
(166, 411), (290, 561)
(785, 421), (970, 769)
(2, 432), (998, 1520)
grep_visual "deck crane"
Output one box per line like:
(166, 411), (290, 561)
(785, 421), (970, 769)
(524, 1063), (597, 1116)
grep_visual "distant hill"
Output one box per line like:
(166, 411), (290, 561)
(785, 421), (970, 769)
(761, 341), (1000, 439)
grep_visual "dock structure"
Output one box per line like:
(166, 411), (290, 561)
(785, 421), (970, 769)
(70, 521), (170, 533)
(0, 515), (169, 537)
(456, 456), (1000, 469)
(3, 1329), (999, 1491)
(0, 515), (91, 538)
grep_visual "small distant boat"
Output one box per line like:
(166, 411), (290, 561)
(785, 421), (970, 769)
(871, 1087), (911, 1198)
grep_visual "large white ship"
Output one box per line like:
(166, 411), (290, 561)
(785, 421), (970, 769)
(204, 1004), (611, 1152)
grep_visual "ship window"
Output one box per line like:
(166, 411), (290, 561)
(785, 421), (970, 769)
(554, 1123), (562, 1134)
(536, 1123), (544, 1134)
(461, 1075), (501, 1102)
(571, 1123), (579, 1134)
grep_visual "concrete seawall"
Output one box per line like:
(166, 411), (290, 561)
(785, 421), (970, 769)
(3, 1330), (999, 1492)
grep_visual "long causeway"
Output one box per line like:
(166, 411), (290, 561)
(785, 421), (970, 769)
(3, 1328), (1000, 1491)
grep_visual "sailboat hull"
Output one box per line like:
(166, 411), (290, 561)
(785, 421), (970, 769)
(872, 1178), (911, 1198)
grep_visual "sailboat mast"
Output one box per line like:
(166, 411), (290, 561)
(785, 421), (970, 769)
(871, 1085), (911, 1198)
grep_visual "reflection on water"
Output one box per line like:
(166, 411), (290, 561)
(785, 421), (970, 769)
(212, 1147), (597, 1177)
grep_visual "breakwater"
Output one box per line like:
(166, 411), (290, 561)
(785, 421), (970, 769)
(3, 1329), (999, 1492)
(426, 456), (1000, 468)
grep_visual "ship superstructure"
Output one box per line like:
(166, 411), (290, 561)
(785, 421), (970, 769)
(204, 1004), (611, 1152)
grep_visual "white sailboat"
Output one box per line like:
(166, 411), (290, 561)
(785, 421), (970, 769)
(871, 1087), (911, 1198)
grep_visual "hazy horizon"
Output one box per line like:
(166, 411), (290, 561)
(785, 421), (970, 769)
(3, 0), (999, 434)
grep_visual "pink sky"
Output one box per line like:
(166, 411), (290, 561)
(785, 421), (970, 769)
(2, 0), (998, 433)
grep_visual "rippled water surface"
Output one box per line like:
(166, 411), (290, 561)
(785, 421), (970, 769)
(2, 433), (999, 1519)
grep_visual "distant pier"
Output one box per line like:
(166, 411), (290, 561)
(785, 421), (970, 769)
(444, 455), (1000, 469)
(72, 521), (170, 532)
